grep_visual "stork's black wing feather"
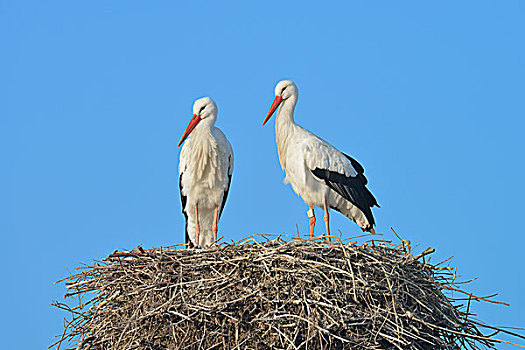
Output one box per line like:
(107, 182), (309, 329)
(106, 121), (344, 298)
(344, 153), (366, 183)
(218, 155), (233, 220)
(311, 153), (379, 227)
(179, 172), (193, 248)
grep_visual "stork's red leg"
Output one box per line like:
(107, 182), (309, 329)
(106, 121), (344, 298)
(195, 204), (200, 248)
(323, 199), (331, 241)
(213, 205), (219, 244)
(307, 205), (316, 239)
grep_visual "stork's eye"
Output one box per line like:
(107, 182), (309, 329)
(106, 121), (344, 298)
(199, 106), (206, 114)
(281, 86), (288, 94)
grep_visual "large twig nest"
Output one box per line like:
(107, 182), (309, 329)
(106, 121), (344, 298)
(52, 234), (522, 349)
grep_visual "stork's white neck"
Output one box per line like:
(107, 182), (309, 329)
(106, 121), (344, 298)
(276, 95), (297, 124)
(183, 119), (219, 184)
(275, 95), (298, 170)
(196, 118), (216, 133)
(185, 118), (218, 160)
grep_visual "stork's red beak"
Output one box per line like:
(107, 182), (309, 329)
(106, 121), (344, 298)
(262, 96), (283, 126)
(178, 114), (202, 147)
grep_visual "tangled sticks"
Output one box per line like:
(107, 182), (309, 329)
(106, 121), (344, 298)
(52, 233), (524, 349)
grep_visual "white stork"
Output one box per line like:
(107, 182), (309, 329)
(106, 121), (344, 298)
(262, 80), (379, 238)
(178, 97), (233, 248)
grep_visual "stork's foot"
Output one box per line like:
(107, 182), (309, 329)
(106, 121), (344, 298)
(370, 228), (376, 235)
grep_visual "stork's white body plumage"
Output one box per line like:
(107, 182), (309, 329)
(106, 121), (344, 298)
(264, 81), (378, 235)
(178, 97), (233, 248)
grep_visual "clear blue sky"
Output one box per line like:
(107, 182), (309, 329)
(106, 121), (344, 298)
(2, 1), (524, 348)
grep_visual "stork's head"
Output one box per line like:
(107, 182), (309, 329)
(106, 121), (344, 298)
(262, 80), (298, 126)
(178, 97), (218, 147)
